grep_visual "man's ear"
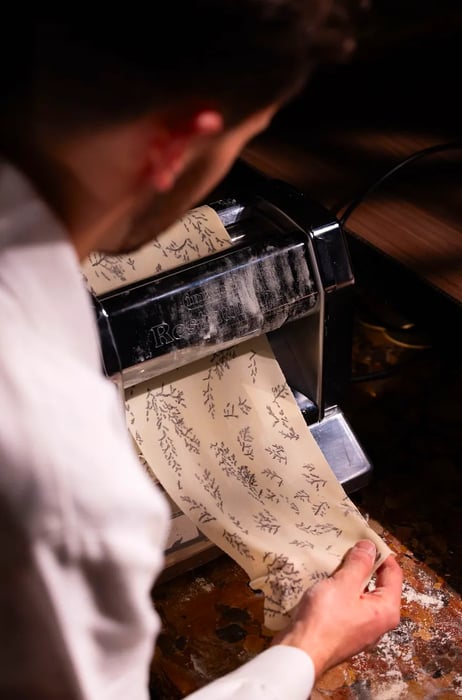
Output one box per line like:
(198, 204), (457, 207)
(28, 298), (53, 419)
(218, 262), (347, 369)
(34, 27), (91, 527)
(145, 110), (224, 192)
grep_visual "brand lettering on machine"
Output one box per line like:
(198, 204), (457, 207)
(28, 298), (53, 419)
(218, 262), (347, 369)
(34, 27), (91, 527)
(148, 277), (268, 349)
(149, 286), (207, 348)
(150, 319), (199, 348)
(183, 288), (206, 310)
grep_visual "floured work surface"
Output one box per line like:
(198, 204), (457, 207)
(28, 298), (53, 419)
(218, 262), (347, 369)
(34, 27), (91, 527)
(150, 530), (462, 699)
(82, 204), (390, 631)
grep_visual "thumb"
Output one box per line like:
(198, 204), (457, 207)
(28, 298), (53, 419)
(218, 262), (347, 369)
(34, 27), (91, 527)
(333, 540), (377, 591)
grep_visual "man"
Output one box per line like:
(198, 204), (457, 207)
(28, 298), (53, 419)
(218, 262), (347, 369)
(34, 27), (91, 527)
(0, 5), (402, 699)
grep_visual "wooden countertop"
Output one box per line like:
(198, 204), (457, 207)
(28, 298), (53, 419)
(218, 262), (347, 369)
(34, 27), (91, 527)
(242, 21), (462, 307)
(244, 131), (462, 305)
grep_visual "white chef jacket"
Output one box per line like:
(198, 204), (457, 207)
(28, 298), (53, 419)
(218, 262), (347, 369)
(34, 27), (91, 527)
(0, 161), (315, 699)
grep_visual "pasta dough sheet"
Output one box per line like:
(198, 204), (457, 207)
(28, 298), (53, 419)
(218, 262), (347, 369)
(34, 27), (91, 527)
(83, 204), (391, 630)
(125, 336), (390, 631)
(81, 205), (231, 295)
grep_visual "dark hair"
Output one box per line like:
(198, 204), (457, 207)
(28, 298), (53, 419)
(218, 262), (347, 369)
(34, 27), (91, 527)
(2, 2), (362, 135)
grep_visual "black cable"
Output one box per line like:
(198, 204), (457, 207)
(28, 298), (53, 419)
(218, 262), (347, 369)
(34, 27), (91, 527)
(350, 349), (431, 383)
(337, 141), (462, 228)
(350, 366), (404, 383)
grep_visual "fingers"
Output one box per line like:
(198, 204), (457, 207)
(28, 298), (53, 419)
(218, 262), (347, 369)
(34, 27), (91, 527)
(363, 555), (403, 631)
(273, 545), (403, 676)
(373, 555), (403, 605)
(332, 540), (377, 590)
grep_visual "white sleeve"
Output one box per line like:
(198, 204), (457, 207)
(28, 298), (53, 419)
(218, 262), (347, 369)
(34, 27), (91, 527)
(0, 330), (170, 700)
(184, 646), (315, 700)
(0, 489), (168, 700)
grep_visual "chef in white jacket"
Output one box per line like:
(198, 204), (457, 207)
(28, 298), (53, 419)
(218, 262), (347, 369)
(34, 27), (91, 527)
(0, 7), (402, 700)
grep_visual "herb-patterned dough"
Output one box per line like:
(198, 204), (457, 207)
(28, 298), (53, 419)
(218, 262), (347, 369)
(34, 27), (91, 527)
(126, 336), (390, 630)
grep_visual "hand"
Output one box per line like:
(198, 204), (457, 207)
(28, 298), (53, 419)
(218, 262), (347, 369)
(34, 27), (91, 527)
(272, 540), (403, 679)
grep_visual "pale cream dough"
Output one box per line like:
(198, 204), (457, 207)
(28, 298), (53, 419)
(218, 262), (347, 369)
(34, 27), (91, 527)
(125, 334), (390, 630)
(81, 205), (231, 295)
(83, 204), (391, 630)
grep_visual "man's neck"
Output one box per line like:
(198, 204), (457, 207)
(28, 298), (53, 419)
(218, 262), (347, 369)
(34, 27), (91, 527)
(1, 140), (139, 261)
